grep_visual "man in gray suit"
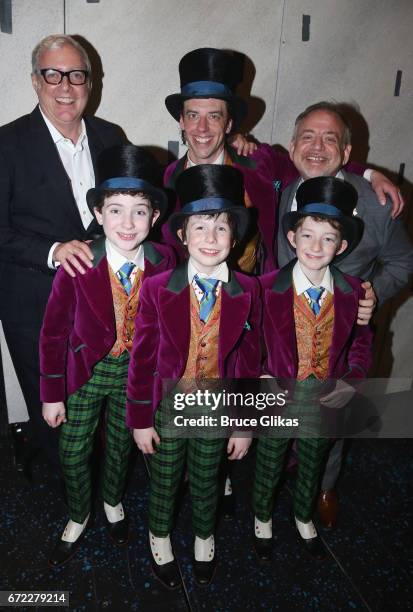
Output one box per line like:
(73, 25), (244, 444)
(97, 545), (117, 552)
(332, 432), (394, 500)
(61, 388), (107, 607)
(277, 101), (413, 528)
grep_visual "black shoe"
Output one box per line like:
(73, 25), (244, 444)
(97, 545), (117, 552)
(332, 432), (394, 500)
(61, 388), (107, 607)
(300, 535), (327, 561)
(253, 535), (272, 563)
(150, 555), (182, 590)
(222, 493), (235, 520)
(49, 533), (85, 568)
(193, 557), (217, 587)
(105, 515), (130, 546)
(9, 423), (30, 472)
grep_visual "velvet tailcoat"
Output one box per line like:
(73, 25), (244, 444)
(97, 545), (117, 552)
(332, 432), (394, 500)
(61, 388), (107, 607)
(260, 260), (373, 380)
(126, 264), (262, 429)
(40, 237), (175, 402)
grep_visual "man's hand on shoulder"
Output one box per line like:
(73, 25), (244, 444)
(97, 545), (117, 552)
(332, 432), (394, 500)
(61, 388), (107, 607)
(228, 133), (258, 157)
(370, 170), (404, 218)
(357, 281), (377, 325)
(53, 240), (94, 277)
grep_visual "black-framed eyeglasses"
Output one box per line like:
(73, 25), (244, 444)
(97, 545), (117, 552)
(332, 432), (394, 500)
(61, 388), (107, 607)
(37, 68), (89, 85)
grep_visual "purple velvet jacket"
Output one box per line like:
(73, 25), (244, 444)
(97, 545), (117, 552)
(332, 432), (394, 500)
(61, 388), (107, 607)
(40, 237), (175, 403)
(126, 264), (262, 429)
(163, 145), (365, 273)
(260, 260), (373, 380)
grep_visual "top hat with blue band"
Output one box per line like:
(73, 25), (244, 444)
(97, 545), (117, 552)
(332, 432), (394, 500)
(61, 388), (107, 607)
(165, 48), (248, 126)
(168, 164), (250, 242)
(86, 144), (168, 219)
(282, 176), (364, 261)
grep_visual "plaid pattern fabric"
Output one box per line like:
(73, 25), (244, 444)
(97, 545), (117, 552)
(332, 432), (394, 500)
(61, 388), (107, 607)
(59, 352), (132, 523)
(148, 408), (225, 538)
(118, 261), (135, 295)
(194, 275), (219, 323)
(252, 377), (330, 523)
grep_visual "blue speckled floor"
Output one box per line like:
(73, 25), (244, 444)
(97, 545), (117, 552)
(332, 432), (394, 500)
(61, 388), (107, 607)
(1, 423), (412, 611)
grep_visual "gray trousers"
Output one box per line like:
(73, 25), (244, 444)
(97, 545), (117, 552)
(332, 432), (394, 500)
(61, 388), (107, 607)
(321, 438), (345, 490)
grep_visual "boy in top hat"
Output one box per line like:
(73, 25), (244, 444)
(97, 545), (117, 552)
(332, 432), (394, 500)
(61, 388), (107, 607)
(40, 144), (175, 567)
(252, 176), (373, 562)
(126, 164), (261, 588)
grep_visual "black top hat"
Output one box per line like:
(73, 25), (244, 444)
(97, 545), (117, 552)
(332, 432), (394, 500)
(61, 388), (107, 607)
(168, 164), (250, 242)
(86, 144), (168, 219)
(165, 48), (248, 126)
(282, 176), (364, 261)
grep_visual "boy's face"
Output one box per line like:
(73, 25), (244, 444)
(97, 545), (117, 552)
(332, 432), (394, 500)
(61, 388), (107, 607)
(287, 216), (348, 277)
(94, 193), (159, 259)
(177, 213), (234, 275)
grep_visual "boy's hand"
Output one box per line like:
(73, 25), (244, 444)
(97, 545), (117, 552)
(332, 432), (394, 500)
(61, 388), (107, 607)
(227, 433), (252, 460)
(357, 281), (377, 325)
(133, 427), (160, 454)
(320, 380), (355, 409)
(228, 133), (257, 156)
(370, 170), (404, 218)
(52, 240), (94, 277)
(42, 401), (66, 428)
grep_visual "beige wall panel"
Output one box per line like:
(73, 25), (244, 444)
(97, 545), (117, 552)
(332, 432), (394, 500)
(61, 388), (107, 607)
(272, 0), (412, 181)
(65, 0), (284, 162)
(0, 0), (63, 125)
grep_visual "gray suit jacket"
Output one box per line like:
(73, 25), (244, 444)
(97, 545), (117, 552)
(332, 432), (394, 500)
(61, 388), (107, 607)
(277, 171), (413, 305)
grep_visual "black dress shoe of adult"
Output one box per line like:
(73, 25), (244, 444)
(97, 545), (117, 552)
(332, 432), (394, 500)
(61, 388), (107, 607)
(222, 493), (235, 520)
(253, 535), (273, 563)
(300, 535), (327, 561)
(193, 557), (217, 586)
(105, 515), (130, 546)
(49, 536), (83, 568)
(150, 556), (182, 590)
(9, 423), (30, 472)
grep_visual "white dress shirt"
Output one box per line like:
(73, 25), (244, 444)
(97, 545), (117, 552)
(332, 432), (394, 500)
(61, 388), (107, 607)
(187, 257), (229, 303)
(292, 260), (334, 310)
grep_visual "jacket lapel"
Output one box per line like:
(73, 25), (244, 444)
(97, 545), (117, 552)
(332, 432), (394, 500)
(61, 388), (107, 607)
(219, 272), (251, 363)
(142, 241), (166, 278)
(267, 261), (298, 374)
(76, 237), (114, 330)
(159, 264), (191, 358)
(329, 266), (358, 374)
(29, 107), (85, 233)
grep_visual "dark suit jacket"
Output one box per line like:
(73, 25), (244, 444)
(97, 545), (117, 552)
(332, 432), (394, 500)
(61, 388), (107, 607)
(0, 105), (125, 321)
(260, 261), (373, 380)
(277, 172), (413, 305)
(126, 264), (262, 429)
(39, 237), (175, 402)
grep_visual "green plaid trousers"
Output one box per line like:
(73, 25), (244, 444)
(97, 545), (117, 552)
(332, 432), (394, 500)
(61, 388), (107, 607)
(252, 376), (331, 523)
(59, 351), (132, 523)
(148, 405), (226, 539)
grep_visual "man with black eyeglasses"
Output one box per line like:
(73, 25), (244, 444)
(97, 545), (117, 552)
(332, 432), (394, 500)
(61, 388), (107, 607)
(0, 34), (125, 469)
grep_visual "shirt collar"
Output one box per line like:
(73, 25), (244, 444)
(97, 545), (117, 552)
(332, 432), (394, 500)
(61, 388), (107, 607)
(39, 106), (86, 147)
(187, 257), (229, 284)
(187, 148), (225, 167)
(105, 239), (145, 274)
(292, 260), (334, 295)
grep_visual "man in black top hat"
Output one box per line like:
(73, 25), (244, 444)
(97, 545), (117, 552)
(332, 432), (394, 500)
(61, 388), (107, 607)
(164, 47), (279, 275)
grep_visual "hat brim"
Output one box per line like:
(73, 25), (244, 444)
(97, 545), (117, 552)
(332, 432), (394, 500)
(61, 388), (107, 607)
(165, 93), (248, 127)
(86, 185), (168, 223)
(282, 211), (364, 262)
(168, 203), (250, 244)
